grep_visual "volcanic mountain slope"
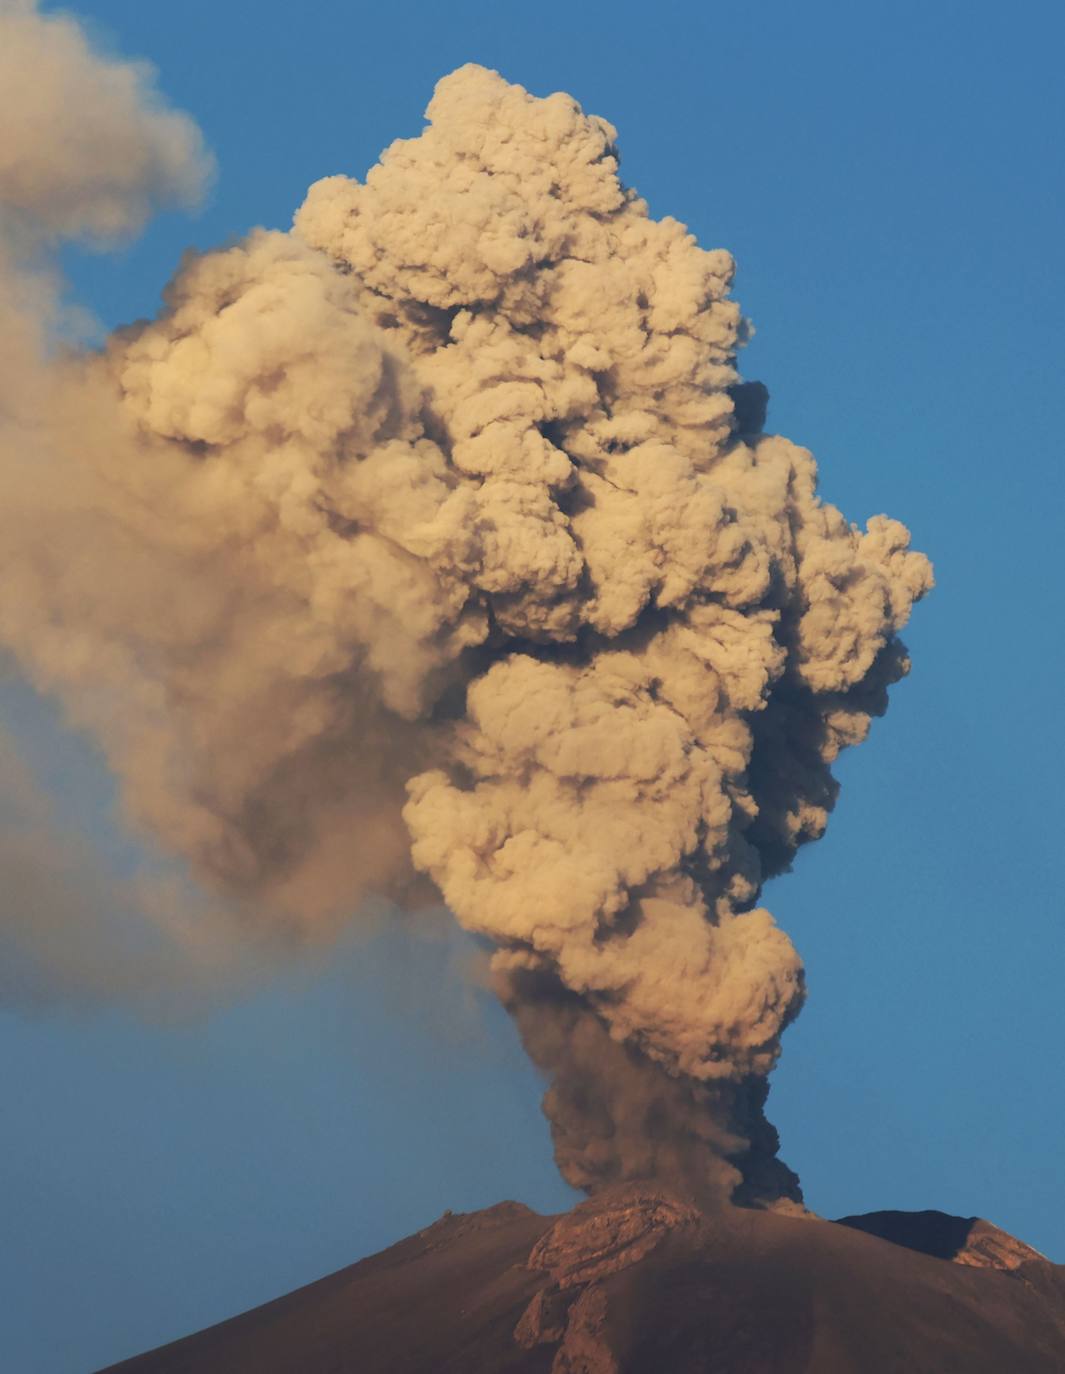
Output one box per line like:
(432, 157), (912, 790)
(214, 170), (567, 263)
(99, 1186), (1065, 1374)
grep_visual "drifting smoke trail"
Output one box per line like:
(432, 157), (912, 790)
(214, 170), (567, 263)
(0, 5), (931, 1205)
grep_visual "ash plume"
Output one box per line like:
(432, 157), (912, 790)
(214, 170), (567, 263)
(0, 7), (931, 1206)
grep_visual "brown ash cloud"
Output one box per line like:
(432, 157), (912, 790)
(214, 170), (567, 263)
(0, 8), (931, 1205)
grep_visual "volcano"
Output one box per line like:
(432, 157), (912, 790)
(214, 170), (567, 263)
(98, 1186), (1064, 1373)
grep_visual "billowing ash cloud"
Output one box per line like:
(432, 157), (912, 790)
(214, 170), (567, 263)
(0, 7), (931, 1206)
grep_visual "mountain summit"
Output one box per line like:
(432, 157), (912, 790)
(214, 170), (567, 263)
(100, 1186), (1064, 1373)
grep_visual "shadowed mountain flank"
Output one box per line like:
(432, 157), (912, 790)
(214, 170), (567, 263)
(835, 1208), (1048, 1269)
(99, 1188), (1065, 1374)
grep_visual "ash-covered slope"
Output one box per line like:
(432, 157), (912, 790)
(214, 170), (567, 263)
(99, 1187), (1065, 1374)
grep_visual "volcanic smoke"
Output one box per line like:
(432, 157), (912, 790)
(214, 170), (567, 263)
(0, 3), (931, 1207)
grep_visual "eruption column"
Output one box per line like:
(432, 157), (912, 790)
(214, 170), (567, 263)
(0, 13), (931, 1205)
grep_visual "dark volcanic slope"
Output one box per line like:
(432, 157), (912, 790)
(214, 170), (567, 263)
(99, 1188), (1065, 1374)
(100, 1201), (551, 1374)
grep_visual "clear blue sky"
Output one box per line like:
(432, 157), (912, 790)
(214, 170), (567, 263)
(4, 2), (1064, 1370)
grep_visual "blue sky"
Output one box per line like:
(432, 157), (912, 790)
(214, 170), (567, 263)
(4, 1), (1064, 1370)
